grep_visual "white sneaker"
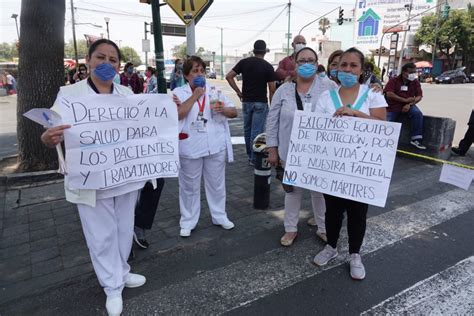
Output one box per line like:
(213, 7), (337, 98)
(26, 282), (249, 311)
(180, 228), (191, 237)
(349, 253), (366, 280)
(313, 245), (338, 266)
(124, 273), (146, 288)
(106, 296), (123, 316)
(221, 221), (235, 230)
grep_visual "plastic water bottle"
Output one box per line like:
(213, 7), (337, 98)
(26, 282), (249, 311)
(209, 86), (218, 110)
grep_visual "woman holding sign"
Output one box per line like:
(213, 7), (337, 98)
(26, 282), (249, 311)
(41, 39), (148, 316)
(266, 47), (337, 247)
(313, 47), (387, 280)
(173, 56), (237, 238)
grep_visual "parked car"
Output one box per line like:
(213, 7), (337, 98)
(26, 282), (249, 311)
(470, 72), (474, 83)
(435, 68), (469, 84)
(207, 71), (216, 79)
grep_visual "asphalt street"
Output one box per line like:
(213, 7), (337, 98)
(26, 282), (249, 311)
(0, 80), (473, 315)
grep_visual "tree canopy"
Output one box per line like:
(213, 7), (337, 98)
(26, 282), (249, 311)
(120, 46), (142, 65)
(0, 42), (19, 61)
(171, 42), (205, 60)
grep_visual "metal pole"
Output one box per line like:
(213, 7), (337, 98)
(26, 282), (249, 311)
(396, 0), (413, 75)
(14, 17), (19, 39)
(186, 20), (196, 56)
(286, 0), (291, 56)
(220, 27), (223, 80)
(144, 22), (148, 68)
(106, 22), (110, 39)
(70, 0), (79, 66)
(431, 0), (443, 76)
(151, 0), (167, 93)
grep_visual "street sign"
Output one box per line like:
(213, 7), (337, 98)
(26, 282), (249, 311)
(142, 39), (150, 52)
(161, 23), (186, 37)
(165, 0), (211, 25)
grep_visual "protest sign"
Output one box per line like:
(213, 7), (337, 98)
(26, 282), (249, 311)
(283, 112), (400, 207)
(58, 93), (179, 190)
(439, 163), (473, 190)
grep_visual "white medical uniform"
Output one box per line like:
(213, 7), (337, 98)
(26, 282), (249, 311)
(173, 83), (234, 230)
(52, 79), (148, 298)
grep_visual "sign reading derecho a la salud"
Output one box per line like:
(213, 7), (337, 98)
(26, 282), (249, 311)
(58, 94), (179, 190)
(283, 112), (401, 207)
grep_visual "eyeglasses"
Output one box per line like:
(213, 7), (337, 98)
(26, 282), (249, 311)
(296, 59), (316, 65)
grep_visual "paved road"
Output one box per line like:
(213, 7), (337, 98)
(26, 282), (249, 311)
(0, 103), (473, 314)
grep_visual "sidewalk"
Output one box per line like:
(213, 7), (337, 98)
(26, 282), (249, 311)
(0, 111), (301, 304)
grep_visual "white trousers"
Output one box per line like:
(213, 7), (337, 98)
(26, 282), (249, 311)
(284, 187), (326, 233)
(77, 190), (139, 298)
(179, 150), (229, 230)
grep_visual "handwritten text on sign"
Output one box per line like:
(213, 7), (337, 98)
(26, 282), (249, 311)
(283, 112), (401, 207)
(59, 94), (179, 190)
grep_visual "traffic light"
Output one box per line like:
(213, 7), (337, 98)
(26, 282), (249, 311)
(338, 8), (344, 25)
(375, 49), (379, 55)
(442, 4), (450, 18)
(381, 47), (386, 54)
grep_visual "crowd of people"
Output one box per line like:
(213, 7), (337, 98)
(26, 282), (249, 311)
(39, 36), (468, 315)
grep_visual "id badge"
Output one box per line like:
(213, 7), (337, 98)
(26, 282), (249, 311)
(400, 85), (408, 91)
(304, 102), (313, 112)
(191, 120), (206, 132)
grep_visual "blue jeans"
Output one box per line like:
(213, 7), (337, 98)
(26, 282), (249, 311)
(242, 102), (269, 162)
(387, 105), (424, 140)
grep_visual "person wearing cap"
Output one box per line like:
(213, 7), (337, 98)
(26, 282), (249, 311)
(275, 35), (307, 83)
(226, 40), (276, 165)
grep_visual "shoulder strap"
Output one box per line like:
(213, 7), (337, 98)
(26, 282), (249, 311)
(352, 88), (370, 111)
(294, 82), (304, 111)
(329, 89), (342, 110)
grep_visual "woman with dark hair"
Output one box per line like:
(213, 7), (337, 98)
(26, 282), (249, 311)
(313, 47), (387, 280)
(73, 63), (88, 83)
(327, 49), (344, 82)
(144, 66), (157, 93)
(172, 56), (237, 237)
(120, 62), (142, 94)
(170, 58), (185, 90)
(40, 39), (148, 316)
(266, 47), (338, 247)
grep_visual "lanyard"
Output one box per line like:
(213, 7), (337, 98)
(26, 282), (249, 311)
(87, 77), (113, 94)
(197, 95), (206, 116)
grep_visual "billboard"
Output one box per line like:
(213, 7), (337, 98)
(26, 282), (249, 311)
(353, 0), (438, 52)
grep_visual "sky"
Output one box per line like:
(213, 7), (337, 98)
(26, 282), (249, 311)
(0, 0), (357, 61)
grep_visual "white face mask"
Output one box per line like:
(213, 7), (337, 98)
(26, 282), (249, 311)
(407, 73), (417, 81)
(294, 43), (306, 53)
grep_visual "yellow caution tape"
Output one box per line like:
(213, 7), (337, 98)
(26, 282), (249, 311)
(397, 149), (474, 170)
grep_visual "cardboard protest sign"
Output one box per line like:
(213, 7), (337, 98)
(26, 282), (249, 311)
(283, 112), (401, 207)
(58, 94), (179, 190)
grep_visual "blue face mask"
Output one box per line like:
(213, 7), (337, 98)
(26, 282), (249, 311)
(337, 71), (359, 88)
(319, 73), (326, 78)
(94, 63), (117, 82)
(127, 67), (134, 74)
(329, 69), (338, 78)
(297, 63), (316, 79)
(193, 75), (206, 88)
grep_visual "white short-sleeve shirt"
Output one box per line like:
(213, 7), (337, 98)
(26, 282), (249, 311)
(316, 85), (387, 116)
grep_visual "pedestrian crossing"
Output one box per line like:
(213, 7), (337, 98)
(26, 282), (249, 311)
(123, 187), (474, 314)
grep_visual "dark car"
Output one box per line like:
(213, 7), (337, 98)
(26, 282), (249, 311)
(469, 72), (474, 83)
(435, 69), (468, 84)
(207, 71), (216, 79)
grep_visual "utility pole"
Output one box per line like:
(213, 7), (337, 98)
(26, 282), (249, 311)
(396, 0), (413, 75)
(144, 22), (149, 68)
(287, 0), (291, 56)
(70, 0), (79, 67)
(220, 27), (224, 80)
(431, 0), (445, 76)
(186, 20), (196, 56)
(151, 0), (167, 93)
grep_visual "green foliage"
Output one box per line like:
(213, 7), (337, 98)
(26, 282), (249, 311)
(171, 42), (205, 60)
(120, 46), (142, 65)
(64, 39), (88, 59)
(0, 42), (19, 61)
(415, 9), (471, 66)
(367, 56), (381, 77)
(319, 18), (330, 36)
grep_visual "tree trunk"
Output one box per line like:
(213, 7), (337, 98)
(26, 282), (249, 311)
(17, 0), (65, 171)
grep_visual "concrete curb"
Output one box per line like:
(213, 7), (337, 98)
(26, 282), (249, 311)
(0, 169), (63, 190)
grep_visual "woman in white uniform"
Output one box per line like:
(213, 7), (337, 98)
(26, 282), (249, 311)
(266, 47), (338, 246)
(41, 39), (147, 316)
(313, 47), (387, 280)
(173, 56), (237, 237)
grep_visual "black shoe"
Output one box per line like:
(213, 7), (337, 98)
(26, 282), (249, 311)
(451, 147), (465, 156)
(133, 232), (149, 249)
(128, 249), (135, 262)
